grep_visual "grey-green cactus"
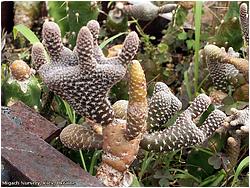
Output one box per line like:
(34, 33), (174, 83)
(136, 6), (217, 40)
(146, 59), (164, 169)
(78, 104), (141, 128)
(141, 93), (226, 152)
(239, 3), (249, 46)
(31, 20), (139, 126)
(147, 82), (182, 130)
(121, 2), (177, 21)
(204, 45), (239, 92)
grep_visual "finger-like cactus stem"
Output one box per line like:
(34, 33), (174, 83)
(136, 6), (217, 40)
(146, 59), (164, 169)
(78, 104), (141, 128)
(225, 135), (241, 171)
(75, 26), (96, 71)
(239, 3), (249, 46)
(42, 21), (64, 57)
(118, 32), (140, 66)
(60, 123), (103, 150)
(86, 20), (104, 62)
(186, 94), (211, 119)
(147, 82), (182, 130)
(126, 60), (148, 140)
(141, 94), (225, 152)
(204, 44), (248, 82)
(31, 43), (48, 70)
(199, 109), (227, 138)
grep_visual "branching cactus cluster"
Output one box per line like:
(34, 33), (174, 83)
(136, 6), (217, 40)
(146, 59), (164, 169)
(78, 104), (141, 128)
(141, 92), (226, 152)
(96, 60), (148, 186)
(32, 20), (228, 187)
(32, 19), (139, 126)
(32, 19), (146, 186)
(204, 4), (249, 172)
(204, 3), (249, 93)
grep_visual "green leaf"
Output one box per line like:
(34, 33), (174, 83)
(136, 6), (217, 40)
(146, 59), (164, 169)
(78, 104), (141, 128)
(199, 169), (226, 186)
(232, 156), (249, 186)
(186, 39), (195, 50)
(169, 169), (201, 183)
(99, 32), (127, 49)
(130, 174), (141, 187)
(13, 24), (40, 44)
(177, 31), (187, 40)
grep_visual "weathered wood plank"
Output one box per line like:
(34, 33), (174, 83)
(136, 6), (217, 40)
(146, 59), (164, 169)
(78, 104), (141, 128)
(1, 113), (104, 187)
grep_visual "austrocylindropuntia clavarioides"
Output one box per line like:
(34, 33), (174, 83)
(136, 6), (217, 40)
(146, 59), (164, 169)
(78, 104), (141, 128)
(31, 19), (145, 186)
(31, 19), (139, 126)
(96, 60), (148, 186)
(204, 44), (249, 83)
(32, 19), (230, 187)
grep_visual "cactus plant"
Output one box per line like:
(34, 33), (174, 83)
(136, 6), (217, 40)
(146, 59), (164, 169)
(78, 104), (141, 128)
(48, 1), (99, 47)
(208, 1), (243, 51)
(31, 20), (139, 126)
(2, 60), (41, 110)
(204, 44), (249, 84)
(96, 60), (148, 186)
(141, 93), (226, 152)
(120, 2), (177, 21)
(239, 3), (249, 46)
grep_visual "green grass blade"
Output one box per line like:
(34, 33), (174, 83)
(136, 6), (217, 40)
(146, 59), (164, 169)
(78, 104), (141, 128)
(138, 152), (154, 181)
(89, 150), (102, 175)
(99, 32), (127, 49)
(194, 1), (203, 93)
(231, 156), (249, 186)
(63, 100), (76, 124)
(169, 168), (201, 183)
(13, 24), (40, 44)
(79, 149), (87, 172)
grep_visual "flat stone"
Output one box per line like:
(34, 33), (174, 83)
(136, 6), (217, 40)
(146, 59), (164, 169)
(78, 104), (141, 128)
(1, 113), (104, 187)
(9, 101), (60, 142)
